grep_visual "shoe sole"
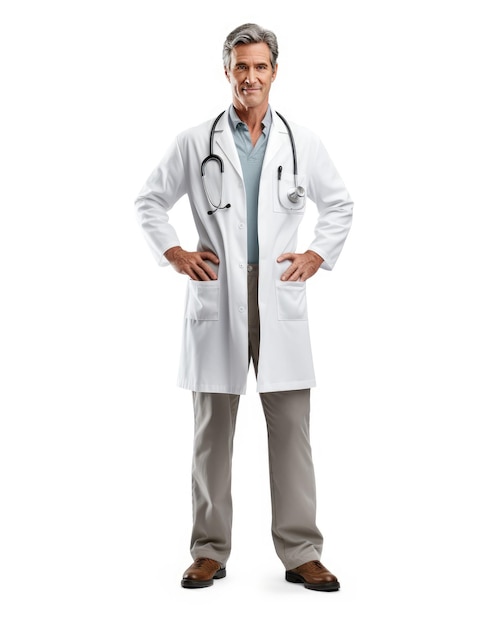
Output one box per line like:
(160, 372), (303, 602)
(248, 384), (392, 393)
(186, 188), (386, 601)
(285, 570), (340, 592)
(181, 568), (226, 588)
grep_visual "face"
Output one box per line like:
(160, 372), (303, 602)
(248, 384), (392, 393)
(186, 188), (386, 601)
(225, 42), (277, 112)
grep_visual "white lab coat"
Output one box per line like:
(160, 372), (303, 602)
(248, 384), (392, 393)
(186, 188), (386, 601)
(135, 108), (353, 394)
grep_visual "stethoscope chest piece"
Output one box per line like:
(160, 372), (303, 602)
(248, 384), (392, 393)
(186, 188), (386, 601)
(288, 185), (305, 203)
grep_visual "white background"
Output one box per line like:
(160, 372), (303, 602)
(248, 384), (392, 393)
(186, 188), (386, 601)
(1, 1), (500, 624)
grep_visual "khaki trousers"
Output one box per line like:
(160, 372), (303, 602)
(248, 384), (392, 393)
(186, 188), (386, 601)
(190, 265), (323, 570)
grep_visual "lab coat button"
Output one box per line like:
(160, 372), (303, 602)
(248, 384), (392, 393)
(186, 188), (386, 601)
(238, 223), (244, 229)
(239, 263), (244, 269)
(239, 306), (245, 313)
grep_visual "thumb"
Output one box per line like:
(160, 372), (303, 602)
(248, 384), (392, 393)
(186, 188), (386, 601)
(277, 253), (293, 263)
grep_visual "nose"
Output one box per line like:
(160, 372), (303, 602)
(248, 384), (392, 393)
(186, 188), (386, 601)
(245, 67), (256, 84)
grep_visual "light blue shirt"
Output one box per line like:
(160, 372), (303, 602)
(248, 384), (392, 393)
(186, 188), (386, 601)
(229, 106), (272, 264)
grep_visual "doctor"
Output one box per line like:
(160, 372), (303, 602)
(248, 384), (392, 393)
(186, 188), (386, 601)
(135, 23), (353, 591)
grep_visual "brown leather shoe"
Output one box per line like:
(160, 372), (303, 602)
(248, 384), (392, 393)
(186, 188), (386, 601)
(181, 557), (226, 588)
(285, 560), (340, 592)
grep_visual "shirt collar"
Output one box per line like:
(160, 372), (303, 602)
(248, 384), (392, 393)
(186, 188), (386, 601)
(229, 105), (272, 135)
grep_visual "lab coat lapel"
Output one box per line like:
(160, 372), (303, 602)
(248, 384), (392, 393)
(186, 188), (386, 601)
(262, 111), (289, 172)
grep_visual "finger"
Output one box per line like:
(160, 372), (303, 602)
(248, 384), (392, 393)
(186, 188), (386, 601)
(198, 261), (218, 280)
(277, 253), (295, 264)
(191, 263), (213, 281)
(280, 264), (298, 281)
(278, 253), (296, 280)
(200, 251), (220, 264)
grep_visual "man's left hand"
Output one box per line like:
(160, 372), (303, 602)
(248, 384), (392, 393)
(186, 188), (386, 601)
(277, 250), (324, 281)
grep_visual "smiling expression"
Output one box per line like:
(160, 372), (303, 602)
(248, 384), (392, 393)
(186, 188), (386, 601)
(225, 42), (278, 113)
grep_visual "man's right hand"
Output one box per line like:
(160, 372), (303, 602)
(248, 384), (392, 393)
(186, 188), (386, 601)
(164, 246), (219, 281)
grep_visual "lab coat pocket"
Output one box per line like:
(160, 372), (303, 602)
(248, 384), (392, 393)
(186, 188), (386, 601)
(275, 281), (308, 321)
(185, 280), (220, 321)
(272, 171), (306, 213)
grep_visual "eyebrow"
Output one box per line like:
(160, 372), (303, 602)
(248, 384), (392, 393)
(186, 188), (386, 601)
(234, 60), (270, 67)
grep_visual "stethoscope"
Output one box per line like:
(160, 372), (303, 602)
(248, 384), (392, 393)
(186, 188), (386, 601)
(201, 110), (305, 215)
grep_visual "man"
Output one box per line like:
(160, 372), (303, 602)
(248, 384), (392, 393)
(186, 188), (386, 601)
(135, 23), (353, 592)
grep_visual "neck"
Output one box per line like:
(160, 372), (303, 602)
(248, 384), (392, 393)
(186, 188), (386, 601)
(233, 101), (268, 132)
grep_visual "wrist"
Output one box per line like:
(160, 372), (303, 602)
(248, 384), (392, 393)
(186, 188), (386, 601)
(306, 249), (324, 263)
(164, 246), (182, 263)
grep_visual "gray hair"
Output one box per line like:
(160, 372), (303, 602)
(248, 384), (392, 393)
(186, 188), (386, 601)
(222, 23), (279, 70)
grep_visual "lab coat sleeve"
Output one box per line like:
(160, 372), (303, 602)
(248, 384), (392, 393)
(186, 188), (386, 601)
(135, 137), (187, 266)
(307, 138), (353, 271)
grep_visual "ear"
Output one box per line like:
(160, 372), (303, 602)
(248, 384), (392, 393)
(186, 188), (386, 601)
(224, 67), (231, 82)
(271, 62), (278, 81)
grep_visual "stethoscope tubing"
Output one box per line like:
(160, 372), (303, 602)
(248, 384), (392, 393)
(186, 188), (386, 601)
(274, 111), (298, 177)
(201, 110), (304, 214)
(201, 111), (226, 177)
